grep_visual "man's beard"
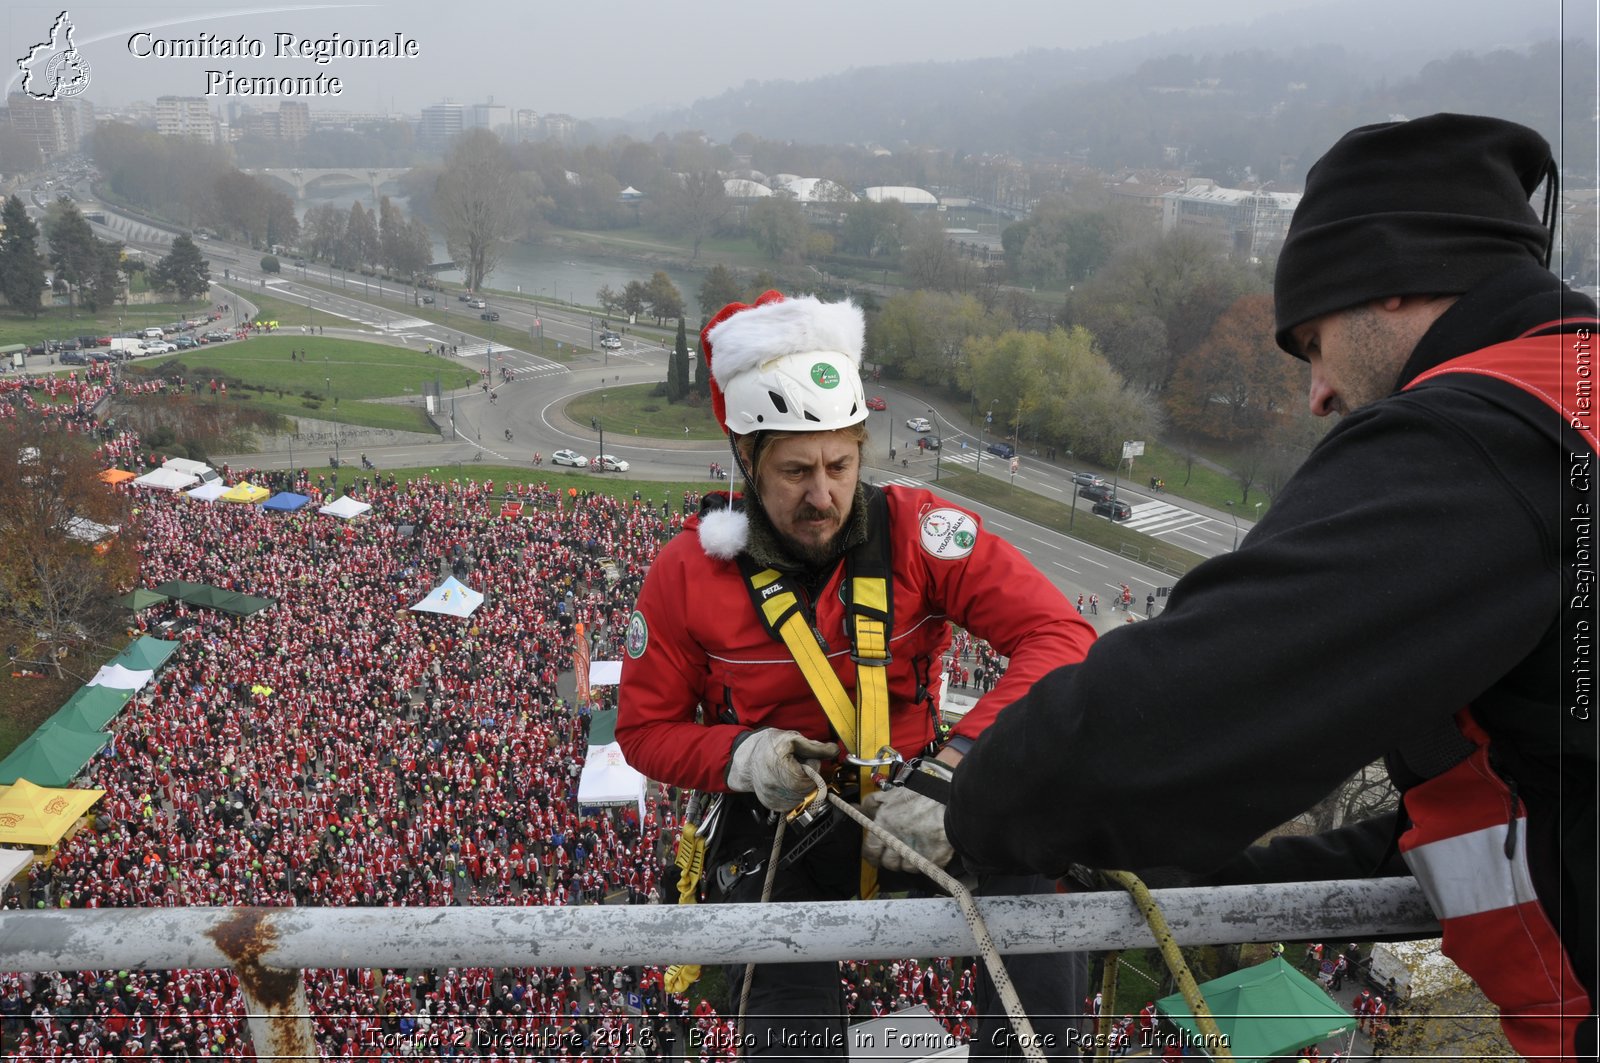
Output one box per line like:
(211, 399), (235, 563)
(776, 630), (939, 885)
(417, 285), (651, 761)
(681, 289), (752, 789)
(780, 506), (848, 570)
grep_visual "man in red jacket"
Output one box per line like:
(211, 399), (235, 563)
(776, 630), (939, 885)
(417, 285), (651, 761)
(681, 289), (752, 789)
(618, 291), (1095, 1058)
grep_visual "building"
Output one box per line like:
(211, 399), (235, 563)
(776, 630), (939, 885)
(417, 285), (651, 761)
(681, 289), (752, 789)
(1161, 178), (1301, 261)
(4, 92), (90, 160)
(154, 96), (217, 143)
(277, 101), (310, 141)
(468, 103), (511, 135)
(539, 113), (578, 143)
(418, 102), (464, 145)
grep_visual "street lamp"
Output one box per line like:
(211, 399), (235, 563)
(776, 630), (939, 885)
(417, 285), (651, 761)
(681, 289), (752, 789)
(1225, 500), (1240, 551)
(976, 399), (997, 477)
(928, 407), (943, 482)
(591, 417), (605, 472)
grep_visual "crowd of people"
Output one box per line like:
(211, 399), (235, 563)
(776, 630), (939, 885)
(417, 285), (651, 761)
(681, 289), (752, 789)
(2, 437), (1023, 1060)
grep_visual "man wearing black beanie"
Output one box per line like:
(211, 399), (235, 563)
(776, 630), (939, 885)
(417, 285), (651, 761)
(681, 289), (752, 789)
(945, 113), (1596, 1060)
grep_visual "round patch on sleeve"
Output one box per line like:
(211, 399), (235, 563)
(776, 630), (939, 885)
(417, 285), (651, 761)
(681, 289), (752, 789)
(625, 610), (650, 658)
(919, 507), (980, 560)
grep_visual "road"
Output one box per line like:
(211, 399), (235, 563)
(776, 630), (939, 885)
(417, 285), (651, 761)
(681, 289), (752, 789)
(83, 196), (1243, 623)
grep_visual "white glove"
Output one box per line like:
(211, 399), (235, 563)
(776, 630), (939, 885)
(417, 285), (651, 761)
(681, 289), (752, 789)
(726, 729), (839, 812)
(860, 760), (955, 872)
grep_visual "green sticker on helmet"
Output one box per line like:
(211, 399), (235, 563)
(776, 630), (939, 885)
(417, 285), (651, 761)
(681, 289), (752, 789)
(810, 363), (841, 389)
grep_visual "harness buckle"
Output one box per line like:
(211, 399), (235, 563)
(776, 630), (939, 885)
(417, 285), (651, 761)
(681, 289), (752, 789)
(850, 652), (893, 666)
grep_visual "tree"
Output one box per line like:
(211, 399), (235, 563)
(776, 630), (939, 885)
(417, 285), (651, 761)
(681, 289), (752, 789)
(302, 203), (347, 264)
(44, 196), (97, 301)
(260, 254), (281, 274)
(659, 169), (729, 260)
(1166, 294), (1302, 444)
(748, 195), (808, 261)
(645, 271), (684, 326)
(621, 280), (648, 321)
(0, 422), (137, 671)
(596, 285), (622, 316)
(344, 201), (380, 272)
(670, 318), (691, 401)
(393, 217), (435, 281)
(698, 265), (743, 319)
(45, 199), (124, 312)
(435, 129), (522, 291)
(377, 195), (407, 274)
(152, 235), (211, 301)
(0, 195), (47, 317)
(866, 291), (992, 388)
(667, 318), (687, 401)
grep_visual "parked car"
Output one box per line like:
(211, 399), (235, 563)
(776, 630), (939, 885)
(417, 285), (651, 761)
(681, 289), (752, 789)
(203, 331), (231, 343)
(906, 416), (933, 433)
(986, 441), (1016, 459)
(590, 454), (630, 473)
(1093, 498), (1133, 521)
(865, 396), (887, 411)
(1079, 482), (1118, 503)
(551, 449), (587, 467)
(174, 336), (198, 349)
(480, 310), (500, 321)
(142, 341), (176, 354)
(1071, 471), (1105, 488)
(58, 350), (88, 365)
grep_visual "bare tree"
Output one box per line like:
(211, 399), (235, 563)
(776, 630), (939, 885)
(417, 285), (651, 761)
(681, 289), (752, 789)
(0, 422), (136, 674)
(435, 129), (522, 292)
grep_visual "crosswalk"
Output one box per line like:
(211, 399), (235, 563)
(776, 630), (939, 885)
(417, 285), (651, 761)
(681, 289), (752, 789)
(1123, 500), (1212, 536)
(450, 343), (569, 381)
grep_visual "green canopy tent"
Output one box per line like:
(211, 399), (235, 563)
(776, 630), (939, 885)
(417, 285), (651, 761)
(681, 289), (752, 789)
(1156, 956), (1357, 1061)
(149, 581), (274, 617)
(109, 636), (180, 672)
(0, 723), (112, 787)
(46, 686), (133, 731)
(115, 588), (170, 611)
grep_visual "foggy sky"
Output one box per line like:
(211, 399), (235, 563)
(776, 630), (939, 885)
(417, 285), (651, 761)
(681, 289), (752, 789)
(4, 0), (1593, 123)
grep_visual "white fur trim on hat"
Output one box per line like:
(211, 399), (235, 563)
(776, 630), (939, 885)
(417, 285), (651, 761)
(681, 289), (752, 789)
(697, 506), (748, 560)
(708, 295), (864, 388)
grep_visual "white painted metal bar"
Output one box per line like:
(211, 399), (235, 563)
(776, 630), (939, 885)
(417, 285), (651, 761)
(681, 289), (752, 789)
(0, 878), (1436, 973)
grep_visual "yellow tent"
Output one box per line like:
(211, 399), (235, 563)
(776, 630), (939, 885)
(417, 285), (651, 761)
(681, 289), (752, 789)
(220, 481), (270, 504)
(0, 779), (105, 847)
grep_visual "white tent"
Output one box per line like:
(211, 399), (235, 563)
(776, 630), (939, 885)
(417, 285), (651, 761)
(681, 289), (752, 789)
(319, 495), (373, 520)
(577, 741), (646, 818)
(0, 848), (34, 896)
(411, 576), (484, 618)
(87, 663), (154, 690)
(587, 660), (622, 687)
(132, 467), (199, 492)
(186, 481), (228, 502)
(63, 516), (119, 543)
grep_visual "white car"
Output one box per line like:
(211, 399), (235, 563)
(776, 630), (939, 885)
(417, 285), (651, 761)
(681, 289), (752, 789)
(551, 449), (587, 467)
(906, 416), (933, 433)
(591, 454), (630, 473)
(468, 298), (487, 309)
(141, 341), (176, 354)
(599, 336), (623, 350)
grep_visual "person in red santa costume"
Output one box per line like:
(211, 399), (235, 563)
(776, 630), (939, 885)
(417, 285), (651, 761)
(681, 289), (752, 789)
(618, 291), (1095, 1058)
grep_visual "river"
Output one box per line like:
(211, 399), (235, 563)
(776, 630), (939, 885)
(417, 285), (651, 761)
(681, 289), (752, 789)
(296, 188), (709, 315)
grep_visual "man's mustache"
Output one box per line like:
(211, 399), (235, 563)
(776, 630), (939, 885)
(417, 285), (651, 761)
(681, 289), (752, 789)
(795, 505), (841, 522)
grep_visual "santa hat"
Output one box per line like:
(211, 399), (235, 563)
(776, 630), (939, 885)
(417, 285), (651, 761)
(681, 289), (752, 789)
(701, 290), (865, 434)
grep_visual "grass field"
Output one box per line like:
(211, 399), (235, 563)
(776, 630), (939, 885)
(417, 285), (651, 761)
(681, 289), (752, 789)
(126, 335), (477, 434)
(564, 383), (724, 441)
(0, 299), (217, 348)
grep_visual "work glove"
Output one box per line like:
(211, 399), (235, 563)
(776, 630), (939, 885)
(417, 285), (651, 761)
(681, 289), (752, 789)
(860, 759), (955, 872)
(726, 729), (838, 812)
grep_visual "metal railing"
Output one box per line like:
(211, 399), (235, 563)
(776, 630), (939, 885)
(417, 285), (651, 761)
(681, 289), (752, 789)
(0, 878), (1439, 1062)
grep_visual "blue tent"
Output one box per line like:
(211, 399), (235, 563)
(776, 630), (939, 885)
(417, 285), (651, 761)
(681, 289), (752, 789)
(262, 491), (311, 512)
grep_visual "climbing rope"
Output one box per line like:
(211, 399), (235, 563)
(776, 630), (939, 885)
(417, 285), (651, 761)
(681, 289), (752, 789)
(1101, 869), (1233, 1062)
(736, 767), (1050, 1062)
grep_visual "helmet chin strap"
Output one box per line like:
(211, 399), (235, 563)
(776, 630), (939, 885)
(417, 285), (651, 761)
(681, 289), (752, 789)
(729, 431), (763, 509)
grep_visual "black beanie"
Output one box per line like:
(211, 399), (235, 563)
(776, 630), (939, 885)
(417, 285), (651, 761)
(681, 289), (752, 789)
(1274, 113), (1554, 356)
